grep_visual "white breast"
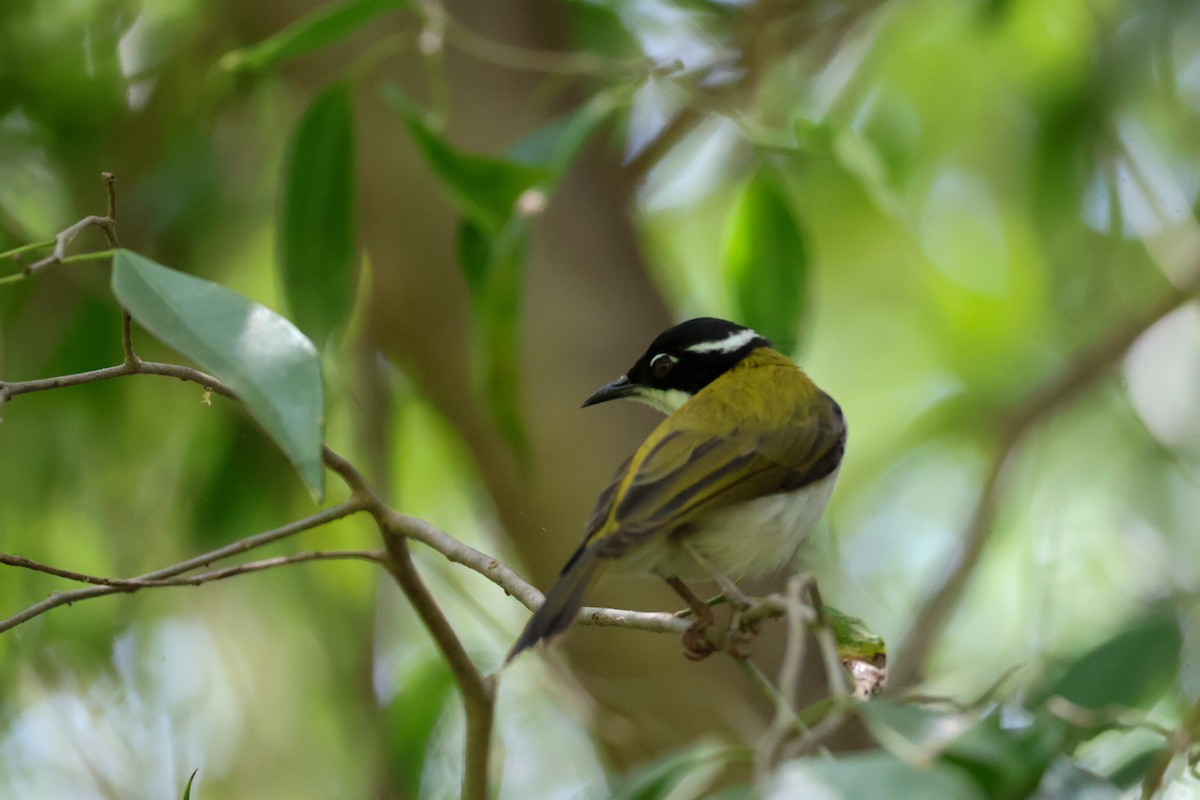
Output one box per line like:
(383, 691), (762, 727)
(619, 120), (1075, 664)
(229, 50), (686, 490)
(614, 467), (841, 581)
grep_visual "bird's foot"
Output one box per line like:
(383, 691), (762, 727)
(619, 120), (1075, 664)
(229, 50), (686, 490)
(682, 620), (718, 661)
(726, 606), (763, 659)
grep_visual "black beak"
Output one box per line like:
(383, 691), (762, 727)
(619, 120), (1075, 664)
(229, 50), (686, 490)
(582, 375), (635, 407)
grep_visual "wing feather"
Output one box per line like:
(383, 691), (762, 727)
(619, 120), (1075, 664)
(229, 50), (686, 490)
(579, 356), (845, 561)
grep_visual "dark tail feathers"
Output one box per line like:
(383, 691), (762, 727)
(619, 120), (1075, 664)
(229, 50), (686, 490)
(505, 547), (606, 664)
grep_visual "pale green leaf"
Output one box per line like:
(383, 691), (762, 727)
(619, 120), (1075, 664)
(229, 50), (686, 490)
(722, 167), (809, 348)
(112, 249), (325, 501)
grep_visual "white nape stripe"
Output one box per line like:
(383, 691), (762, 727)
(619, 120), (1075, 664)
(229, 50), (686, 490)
(685, 328), (761, 354)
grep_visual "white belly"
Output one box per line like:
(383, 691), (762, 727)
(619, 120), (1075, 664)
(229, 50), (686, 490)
(614, 467), (840, 581)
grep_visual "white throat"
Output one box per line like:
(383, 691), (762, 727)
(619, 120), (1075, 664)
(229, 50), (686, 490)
(630, 387), (692, 415)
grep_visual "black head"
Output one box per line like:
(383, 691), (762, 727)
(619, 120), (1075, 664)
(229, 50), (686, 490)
(583, 318), (770, 413)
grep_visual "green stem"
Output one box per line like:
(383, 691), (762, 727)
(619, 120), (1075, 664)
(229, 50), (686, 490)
(60, 249), (116, 265)
(0, 272), (25, 286)
(0, 239), (54, 260)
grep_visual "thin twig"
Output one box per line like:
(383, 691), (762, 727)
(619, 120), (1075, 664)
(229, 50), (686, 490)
(754, 576), (807, 786)
(93, 172), (137, 366)
(379, 530), (495, 800)
(145, 549), (385, 584)
(23, 215), (115, 275)
(803, 579), (851, 699)
(0, 360), (695, 637)
(0, 501), (366, 633)
(429, 3), (646, 78)
(0, 238), (55, 261)
(1141, 691), (1200, 800)
(0, 550), (384, 589)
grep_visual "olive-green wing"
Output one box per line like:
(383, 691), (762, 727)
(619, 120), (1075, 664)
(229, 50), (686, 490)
(583, 400), (843, 558)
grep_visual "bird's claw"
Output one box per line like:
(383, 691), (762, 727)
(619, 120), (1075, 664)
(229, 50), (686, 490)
(682, 621), (717, 661)
(726, 607), (762, 659)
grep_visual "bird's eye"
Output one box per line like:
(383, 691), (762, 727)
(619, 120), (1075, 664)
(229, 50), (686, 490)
(650, 353), (676, 380)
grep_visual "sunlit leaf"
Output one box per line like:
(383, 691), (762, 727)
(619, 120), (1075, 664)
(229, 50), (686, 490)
(861, 700), (971, 764)
(767, 751), (987, 800)
(278, 82), (357, 347)
(610, 744), (747, 800)
(386, 87), (552, 233)
(1031, 758), (1123, 800)
(1028, 610), (1181, 713)
(219, 0), (407, 73)
(507, 88), (625, 174)
(722, 166), (808, 347)
(112, 249), (325, 501)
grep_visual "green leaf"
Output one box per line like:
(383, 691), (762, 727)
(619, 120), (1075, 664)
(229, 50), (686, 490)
(610, 744), (748, 800)
(387, 88), (626, 456)
(862, 701), (1067, 799)
(507, 88), (624, 174)
(278, 82), (357, 347)
(458, 220), (529, 455)
(181, 769), (198, 800)
(722, 166), (809, 348)
(219, 0), (406, 74)
(768, 751), (987, 800)
(1028, 610), (1182, 713)
(826, 605), (887, 663)
(386, 86), (553, 233)
(384, 655), (455, 796)
(565, 0), (643, 60)
(939, 714), (1065, 799)
(861, 700), (968, 764)
(112, 250), (325, 501)
(1031, 758), (1123, 800)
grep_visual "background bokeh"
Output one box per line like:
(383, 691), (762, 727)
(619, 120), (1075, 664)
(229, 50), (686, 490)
(2, 0), (1200, 797)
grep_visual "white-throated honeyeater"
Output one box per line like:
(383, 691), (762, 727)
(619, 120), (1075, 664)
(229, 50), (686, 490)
(507, 317), (845, 662)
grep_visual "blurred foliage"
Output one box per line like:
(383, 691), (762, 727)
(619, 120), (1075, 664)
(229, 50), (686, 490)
(2, 0), (1200, 798)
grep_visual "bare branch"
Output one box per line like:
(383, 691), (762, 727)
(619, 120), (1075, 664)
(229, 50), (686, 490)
(0, 550), (384, 589)
(20, 173), (120, 278)
(803, 578), (851, 700)
(755, 577), (807, 786)
(379, 529), (495, 800)
(1141, 690), (1200, 800)
(103, 171), (117, 224)
(24, 215), (115, 275)
(0, 500), (366, 634)
(431, 4), (646, 78)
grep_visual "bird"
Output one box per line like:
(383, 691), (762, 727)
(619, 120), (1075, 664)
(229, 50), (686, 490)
(506, 317), (846, 663)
